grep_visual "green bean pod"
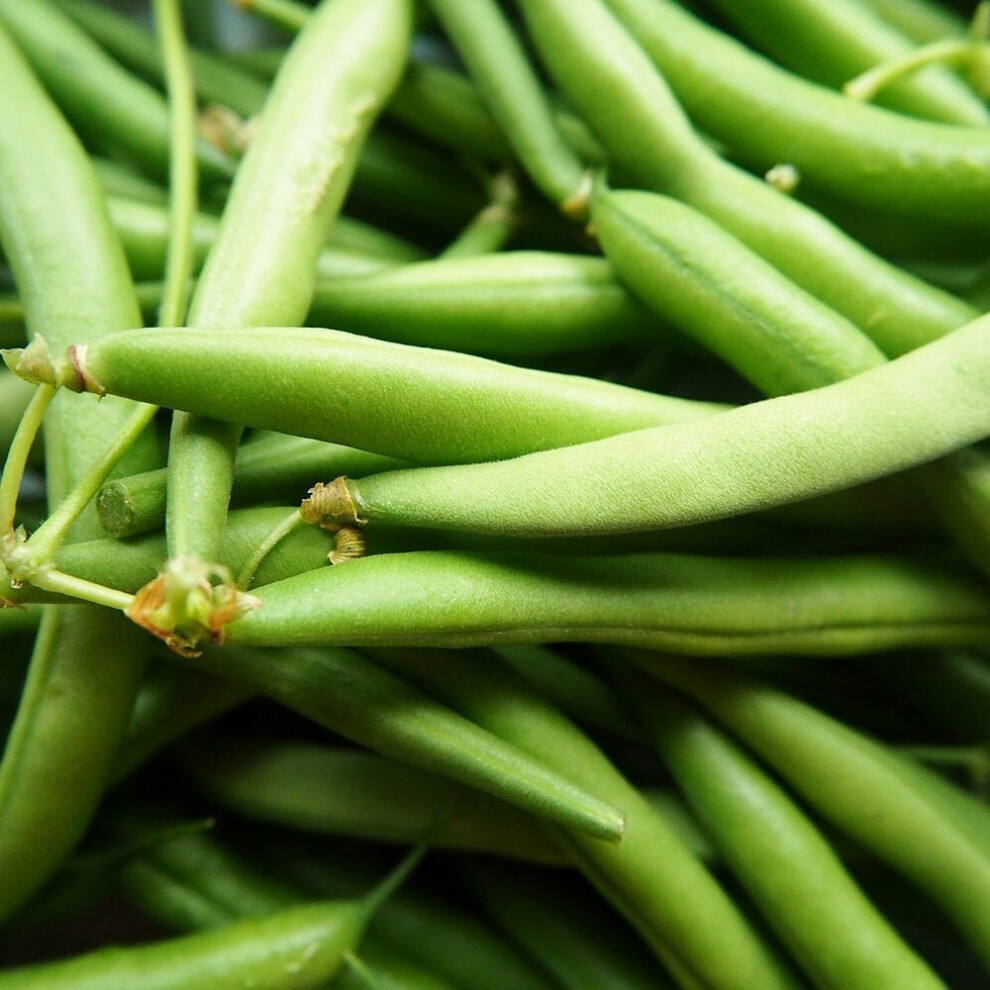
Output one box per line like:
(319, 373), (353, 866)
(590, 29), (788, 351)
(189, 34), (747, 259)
(182, 734), (567, 863)
(634, 654), (990, 975)
(0, 879), (407, 989)
(307, 251), (661, 356)
(622, 674), (946, 989)
(33, 325), (722, 464)
(0, 21), (160, 922)
(602, 0), (990, 225)
(0, 0), (233, 182)
(166, 0), (412, 569)
(370, 648), (798, 990)
(222, 550), (990, 656)
(519, 0), (978, 357)
(855, 0), (968, 44)
(461, 860), (679, 990)
(708, 0), (988, 125)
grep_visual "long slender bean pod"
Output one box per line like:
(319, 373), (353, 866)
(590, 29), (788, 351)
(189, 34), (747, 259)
(370, 648), (797, 990)
(518, 0), (978, 358)
(633, 653), (990, 974)
(182, 735), (568, 863)
(621, 673), (945, 989)
(708, 0), (988, 125)
(22, 325), (723, 465)
(50, 308), (990, 540)
(0, 23), (161, 922)
(223, 550), (990, 655)
(600, 0), (990, 225)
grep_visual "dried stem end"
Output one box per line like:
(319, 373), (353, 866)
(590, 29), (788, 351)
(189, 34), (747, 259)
(126, 556), (260, 657)
(300, 478), (366, 528)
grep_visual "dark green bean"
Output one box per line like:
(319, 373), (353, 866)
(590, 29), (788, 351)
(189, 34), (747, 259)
(621, 673), (945, 989)
(182, 734), (568, 863)
(634, 653), (990, 974)
(369, 648), (797, 990)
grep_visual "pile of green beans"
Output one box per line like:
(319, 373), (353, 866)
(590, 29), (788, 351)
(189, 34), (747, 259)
(1, 0), (990, 986)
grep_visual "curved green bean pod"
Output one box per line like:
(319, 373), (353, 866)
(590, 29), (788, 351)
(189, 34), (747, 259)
(519, 0), (977, 356)
(143, 311), (990, 540)
(186, 644), (624, 843)
(708, 0), (988, 125)
(634, 654), (990, 974)
(602, 0), (990, 224)
(35, 325), (723, 464)
(0, 876), (411, 989)
(223, 550), (990, 656)
(0, 22), (160, 922)
(183, 734), (567, 864)
(370, 648), (797, 990)
(623, 674), (945, 989)
(0, 0), (233, 183)
(307, 251), (661, 356)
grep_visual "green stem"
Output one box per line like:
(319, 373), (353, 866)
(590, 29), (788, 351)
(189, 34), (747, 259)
(30, 567), (135, 612)
(439, 169), (518, 258)
(236, 509), (305, 590)
(0, 385), (53, 538)
(154, 0), (199, 329)
(844, 38), (989, 102)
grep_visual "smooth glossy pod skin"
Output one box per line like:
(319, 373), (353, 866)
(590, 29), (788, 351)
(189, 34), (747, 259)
(625, 677), (946, 990)
(307, 251), (661, 356)
(47, 325), (723, 464)
(0, 899), (375, 990)
(602, 0), (990, 226)
(708, 0), (988, 125)
(166, 0), (414, 563)
(224, 550), (990, 656)
(635, 655), (990, 975)
(519, 0), (978, 358)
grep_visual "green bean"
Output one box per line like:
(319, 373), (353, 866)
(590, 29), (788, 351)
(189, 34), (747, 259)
(622, 673), (946, 990)
(257, 833), (563, 990)
(462, 859), (677, 990)
(520, 0), (978, 357)
(0, 855), (421, 989)
(370, 648), (797, 990)
(633, 653), (990, 974)
(0, 372), (36, 459)
(602, 0), (990, 224)
(0, 20), (163, 922)
(164, 0), (413, 582)
(0, 0), (233, 183)
(221, 550), (990, 655)
(182, 734), (567, 864)
(708, 0), (988, 125)
(427, 0), (589, 213)
(92, 157), (169, 205)
(591, 186), (888, 395)
(308, 251), (661, 356)
(33, 324), (722, 464)
(186, 644), (625, 843)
